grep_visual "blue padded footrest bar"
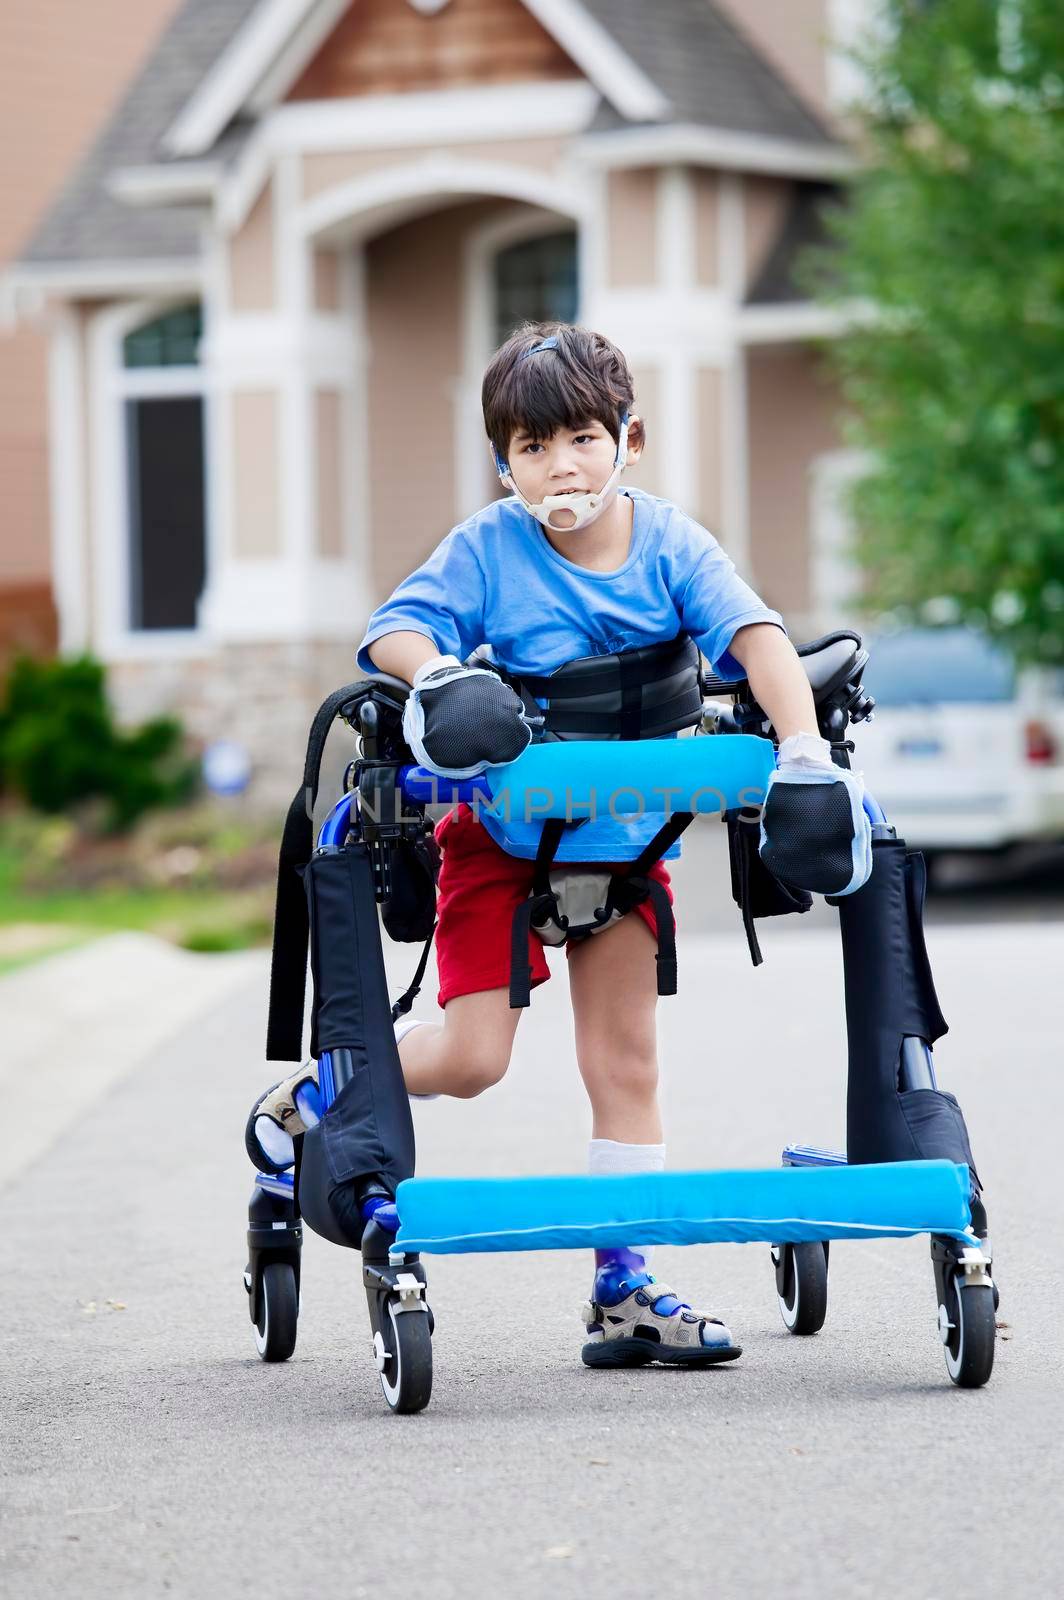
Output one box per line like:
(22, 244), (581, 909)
(393, 1161), (972, 1255)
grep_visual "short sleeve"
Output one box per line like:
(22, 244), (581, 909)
(666, 516), (785, 679)
(356, 528), (486, 674)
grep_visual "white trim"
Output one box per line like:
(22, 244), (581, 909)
(198, 557), (371, 640)
(163, 0), (660, 158)
(4, 260), (202, 309)
(657, 166), (695, 295)
(519, 0), (669, 121)
(106, 164), (221, 207)
(269, 78), (598, 149)
(576, 123), (855, 180)
(47, 309), (89, 653)
(738, 303), (853, 343)
(717, 173), (745, 303)
(116, 367), (204, 399)
(248, 0), (350, 115)
(163, 0), (322, 157)
(218, 81), (599, 232)
(296, 154), (590, 245)
(88, 298), (210, 657)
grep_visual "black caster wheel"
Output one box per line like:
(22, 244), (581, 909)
(253, 1260), (299, 1362)
(373, 1291), (433, 1414)
(938, 1270), (995, 1388)
(772, 1241), (829, 1335)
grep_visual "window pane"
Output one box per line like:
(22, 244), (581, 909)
(123, 304), (202, 368)
(126, 397), (206, 630)
(494, 231), (577, 348)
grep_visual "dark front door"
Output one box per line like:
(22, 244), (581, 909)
(126, 396), (206, 631)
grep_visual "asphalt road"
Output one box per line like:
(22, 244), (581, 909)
(3, 910), (1063, 1599)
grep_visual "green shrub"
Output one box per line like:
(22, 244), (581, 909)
(0, 654), (198, 831)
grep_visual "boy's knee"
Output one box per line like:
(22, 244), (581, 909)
(450, 1044), (511, 1098)
(585, 1041), (658, 1103)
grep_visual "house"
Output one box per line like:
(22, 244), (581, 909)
(5, 0), (869, 796)
(0, 0), (181, 663)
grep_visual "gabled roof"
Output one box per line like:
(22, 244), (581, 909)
(17, 0), (259, 271)
(580, 0), (837, 149)
(15, 0), (845, 278)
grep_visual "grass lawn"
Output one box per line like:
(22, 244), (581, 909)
(0, 809), (275, 975)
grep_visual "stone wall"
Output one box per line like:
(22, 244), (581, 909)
(107, 640), (362, 813)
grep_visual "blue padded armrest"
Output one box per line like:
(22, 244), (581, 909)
(483, 735), (775, 821)
(393, 1161), (973, 1255)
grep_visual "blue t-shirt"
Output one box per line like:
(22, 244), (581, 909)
(356, 487), (783, 861)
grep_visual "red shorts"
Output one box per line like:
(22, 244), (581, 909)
(433, 805), (674, 1007)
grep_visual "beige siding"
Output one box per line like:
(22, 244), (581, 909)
(228, 181), (276, 313)
(743, 177), (794, 295)
(696, 367), (724, 535)
(623, 367), (662, 498)
(713, 0), (833, 127)
(0, 0), (179, 598)
(301, 139), (570, 206)
(607, 169), (658, 289)
(287, 0), (579, 101)
(694, 170), (719, 288)
(232, 392), (281, 558)
(365, 199), (507, 598)
(313, 249), (342, 312)
(315, 390), (343, 558)
(746, 345), (842, 619)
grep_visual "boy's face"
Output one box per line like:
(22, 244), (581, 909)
(504, 419), (642, 526)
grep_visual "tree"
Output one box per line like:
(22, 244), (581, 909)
(815, 0), (1064, 662)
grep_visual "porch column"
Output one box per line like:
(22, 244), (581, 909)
(198, 157), (372, 644)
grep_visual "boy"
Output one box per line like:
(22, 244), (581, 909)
(249, 322), (869, 1367)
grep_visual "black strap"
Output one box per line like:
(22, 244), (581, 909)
(627, 809), (695, 878)
(265, 682), (365, 1061)
(509, 818), (569, 1009)
(391, 924), (437, 1023)
(730, 809), (764, 968)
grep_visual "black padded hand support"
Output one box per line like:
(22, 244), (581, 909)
(759, 779), (858, 895)
(418, 669), (530, 771)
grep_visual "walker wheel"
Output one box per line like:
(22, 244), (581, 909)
(253, 1260), (299, 1362)
(375, 1295), (433, 1414)
(939, 1270), (995, 1388)
(773, 1241), (829, 1335)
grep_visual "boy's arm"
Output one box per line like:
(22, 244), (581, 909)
(727, 623), (820, 743)
(367, 630), (442, 684)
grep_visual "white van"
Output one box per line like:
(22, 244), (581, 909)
(854, 627), (1064, 854)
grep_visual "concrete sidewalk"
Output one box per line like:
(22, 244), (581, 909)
(4, 934), (264, 1186)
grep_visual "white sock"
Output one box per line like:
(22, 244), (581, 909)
(588, 1138), (666, 1267)
(396, 1016), (438, 1101)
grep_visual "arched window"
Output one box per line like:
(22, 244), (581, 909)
(493, 230), (577, 348)
(120, 304), (206, 632)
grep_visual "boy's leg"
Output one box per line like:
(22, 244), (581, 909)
(568, 914), (740, 1365)
(397, 986), (522, 1099)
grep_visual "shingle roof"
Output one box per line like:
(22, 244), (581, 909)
(17, 0), (843, 271)
(18, 0), (260, 267)
(580, 0), (839, 147)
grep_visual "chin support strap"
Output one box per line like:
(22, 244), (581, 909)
(836, 838), (981, 1190)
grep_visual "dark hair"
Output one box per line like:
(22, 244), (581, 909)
(481, 321), (638, 461)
